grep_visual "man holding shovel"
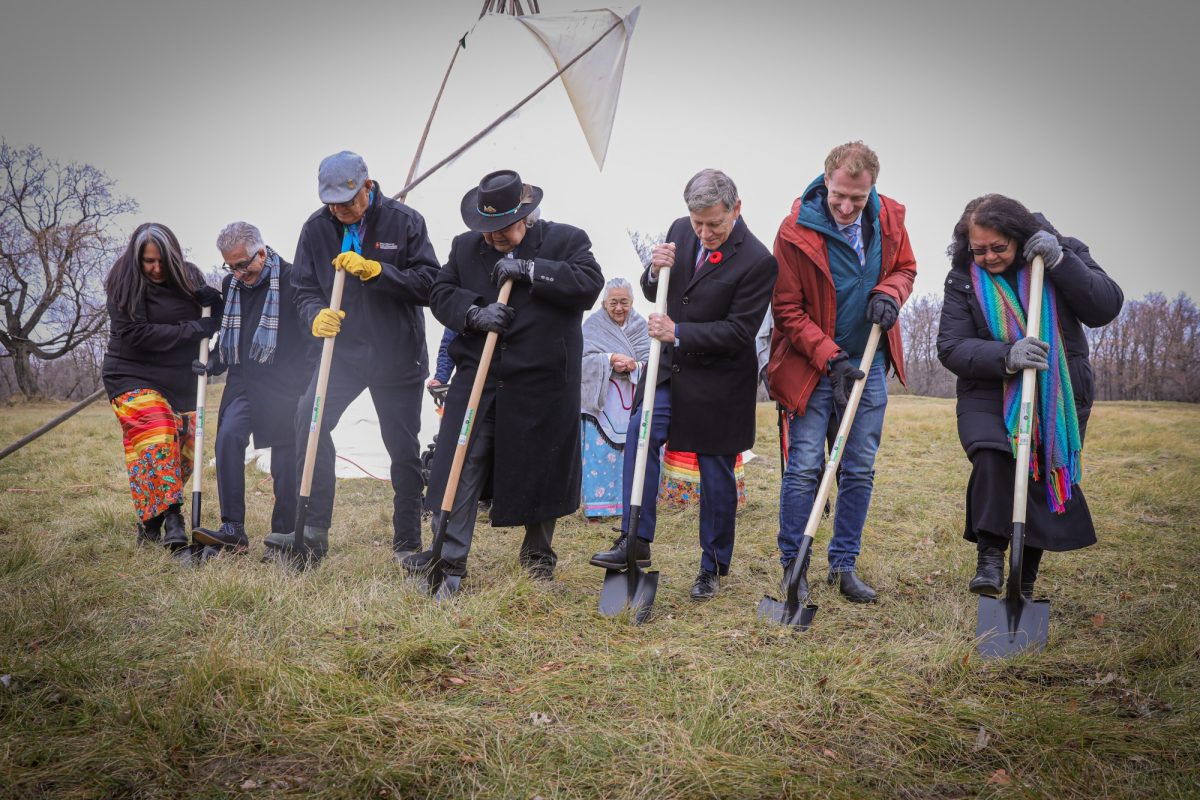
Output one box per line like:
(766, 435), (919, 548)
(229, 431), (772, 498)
(402, 170), (603, 590)
(768, 141), (917, 603)
(190, 222), (316, 554)
(273, 150), (439, 564)
(589, 169), (776, 601)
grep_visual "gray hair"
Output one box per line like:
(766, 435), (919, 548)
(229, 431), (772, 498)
(215, 221), (265, 256)
(603, 276), (632, 301)
(524, 206), (542, 227)
(683, 169), (738, 212)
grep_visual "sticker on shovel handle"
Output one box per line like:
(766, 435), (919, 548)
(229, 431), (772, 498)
(309, 397), (322, 433)
(458, 408), (475, 446)
(1017, 400), (1032, 447)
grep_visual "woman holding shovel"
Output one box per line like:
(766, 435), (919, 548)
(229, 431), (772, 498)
(937, 194), (1123, 598)
(102, 223), (222, 551)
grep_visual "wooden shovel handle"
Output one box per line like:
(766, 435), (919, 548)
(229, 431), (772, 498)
(1011, 255), (1046, 526)
(298, 268), (347, 498)
(628, 265), (672, 508)
(441, 279), (515, 513)
(192, 305), (212, 497)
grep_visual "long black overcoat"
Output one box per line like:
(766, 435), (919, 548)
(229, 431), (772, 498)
(425, 220), (604, 526)
(639, 215), (777, 454)
(936, 217), (1124, 456)
(215, 257), (318, 448)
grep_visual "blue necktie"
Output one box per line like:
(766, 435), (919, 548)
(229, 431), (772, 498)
(842, 222), (864, 267)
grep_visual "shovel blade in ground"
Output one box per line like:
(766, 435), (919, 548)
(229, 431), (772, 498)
(599, 566), (659, 624)
(976, 596), (1050, 658)
(756, 596), (819, 630)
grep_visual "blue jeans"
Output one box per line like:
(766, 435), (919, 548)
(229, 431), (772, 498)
(778, 363), (888, 572)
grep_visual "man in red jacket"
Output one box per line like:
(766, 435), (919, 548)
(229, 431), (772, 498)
(768, 141), (916, 603)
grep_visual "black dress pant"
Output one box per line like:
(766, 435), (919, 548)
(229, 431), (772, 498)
(215, 390), (297, 533)
(295, 356), (424, 551)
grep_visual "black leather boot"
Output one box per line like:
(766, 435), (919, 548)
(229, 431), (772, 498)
(161, 506), (189, 551)
(828, 569), (878, 603)
(1020, 547), (1043, 600)
(589, 534), (651, 570)
(136, 513), (164, 545)
(969, 546), (1004, 596)
(689, 568), (720, 601)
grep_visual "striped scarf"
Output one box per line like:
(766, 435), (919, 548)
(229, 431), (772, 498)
(219, 246), (281, 365)
(971, 263), (1082, 513)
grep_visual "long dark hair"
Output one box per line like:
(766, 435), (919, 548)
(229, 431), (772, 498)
(105, 222), (203, 317)
(947, 194), (1041, 271)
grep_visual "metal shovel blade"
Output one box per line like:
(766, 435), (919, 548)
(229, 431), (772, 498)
(976, 596), (1050, 658)
(599, 566), (659, 624)
(756, 596), (819, 630)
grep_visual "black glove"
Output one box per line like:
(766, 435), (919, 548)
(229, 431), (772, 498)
(1022, 230), (1063, 270)
(191, 358), (215, 377)
(197, 314), (221, 337)
(490, 257), (534, 287)
(827, 352), (865, 413)
(195, 285), (224, 309)
(866, 292), (899, 331)
(1005, 336), (1050, 372)
(465, 302), (516, 334)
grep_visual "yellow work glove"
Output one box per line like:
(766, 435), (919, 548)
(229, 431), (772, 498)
(312, 308), (346, 338)
(332, 251), (382, 281)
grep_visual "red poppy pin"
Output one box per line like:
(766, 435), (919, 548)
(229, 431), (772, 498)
(708, 251), (723, 264)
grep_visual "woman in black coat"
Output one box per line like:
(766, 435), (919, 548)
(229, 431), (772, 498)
(936, 194), (1123, 598)
(102, 223), (222, 550)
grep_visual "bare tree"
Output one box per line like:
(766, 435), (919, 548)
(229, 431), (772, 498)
(895, 293), (954, 397)
(0, 142), (137, 398)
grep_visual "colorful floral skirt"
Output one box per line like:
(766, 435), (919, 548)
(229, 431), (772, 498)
(580, 417), (624, 518)
(658, 449), (747, 509)
(111, 388), (194, 522)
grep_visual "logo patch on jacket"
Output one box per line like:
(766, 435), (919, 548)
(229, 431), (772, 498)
(375, 241), (399, 250)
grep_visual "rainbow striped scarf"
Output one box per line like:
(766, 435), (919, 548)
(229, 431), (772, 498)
(971, 263), (1082, 512)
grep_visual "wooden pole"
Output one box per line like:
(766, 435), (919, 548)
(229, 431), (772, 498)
(391, 16), (625, 202)
(0, 387), (105, 461)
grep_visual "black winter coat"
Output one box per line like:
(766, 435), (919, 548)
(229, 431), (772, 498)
(936, 218), (1123, 457)
(214, 257), (318, 448)
(103, 266), (213, 412)
(291, 183), (439, 383)
(425, 220), (604, 526)
(639, 216), (777, 454)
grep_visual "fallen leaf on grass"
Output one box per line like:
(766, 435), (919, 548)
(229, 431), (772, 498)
(538, 662), (564, 673)
(240, 779), (260, 790)
(815, 676), (828, 689)
(1092, 613), (1106, 628)
(1117, 591), (1133, 601)
(1162, 583), (1177, 590)
(529, 712), (555, 726)
(507, 685), (527, 694)
(460, 754), (478, 764)
(821, 748), (837, 759)
(1067, 699), (1078, 714)
(445, 676), (466, 686)
(973, 727), (990, 751)
(986, 769), (1010, 785)
(0, 675), (11, 689)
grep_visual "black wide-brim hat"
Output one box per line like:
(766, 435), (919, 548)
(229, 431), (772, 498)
(460, 170), (543, 233)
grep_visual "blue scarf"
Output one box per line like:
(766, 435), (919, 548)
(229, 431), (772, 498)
(219, 246), (281, 365)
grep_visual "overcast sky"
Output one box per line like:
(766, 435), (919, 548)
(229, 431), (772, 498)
(3, 0), (1198, 306)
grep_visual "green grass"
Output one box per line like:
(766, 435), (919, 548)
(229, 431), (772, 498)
(0, 393), (1197, 798)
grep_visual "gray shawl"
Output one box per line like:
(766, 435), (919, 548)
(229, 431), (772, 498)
(581, 306), (651, 443)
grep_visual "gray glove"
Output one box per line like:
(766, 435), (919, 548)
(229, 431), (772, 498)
(1023, 230), (1063, 270)
(866, 292), (899, 331)
(465, 302), (516, 334)
(827, 352), (865, 412)
(1005, 336), (1050, 373)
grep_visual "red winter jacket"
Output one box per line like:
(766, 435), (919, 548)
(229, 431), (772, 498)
(768, 194), (917, 414)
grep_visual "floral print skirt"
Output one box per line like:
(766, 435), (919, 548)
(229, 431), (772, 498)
(111, 388), (194, 522)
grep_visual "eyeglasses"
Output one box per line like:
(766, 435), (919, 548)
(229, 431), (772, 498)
(223, 251), (261, 274)
(968, 241), (1012, 257)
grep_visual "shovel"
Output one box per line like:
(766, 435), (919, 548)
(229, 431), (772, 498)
(758, 323), (882, 629)
(188, 305), (225, 558)
(598, 265), (671, 624)
(419, 277), (516, 600)
(976, 255), (1051, 657)
(288, 268), (348, 567)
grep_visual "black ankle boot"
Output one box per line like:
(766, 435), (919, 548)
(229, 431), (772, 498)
(137, 513), (164, 545)
(969, 546), (1004, 596)
(161, 506), (189, 551)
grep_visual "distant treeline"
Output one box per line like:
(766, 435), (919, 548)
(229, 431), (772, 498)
(896, 291), (1200, 403)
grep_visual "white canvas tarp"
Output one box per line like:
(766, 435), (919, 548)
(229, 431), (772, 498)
(516, 6), (640, 170)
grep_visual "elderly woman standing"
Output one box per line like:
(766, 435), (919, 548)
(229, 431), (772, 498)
(103, 223), (222, 550)
(578, 280), (652, 520)
(580, 277), (650, 518)
(937, 194), (1122, 598)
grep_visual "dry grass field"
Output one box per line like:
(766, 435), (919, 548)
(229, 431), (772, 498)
(0, 393), (1197, 798)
